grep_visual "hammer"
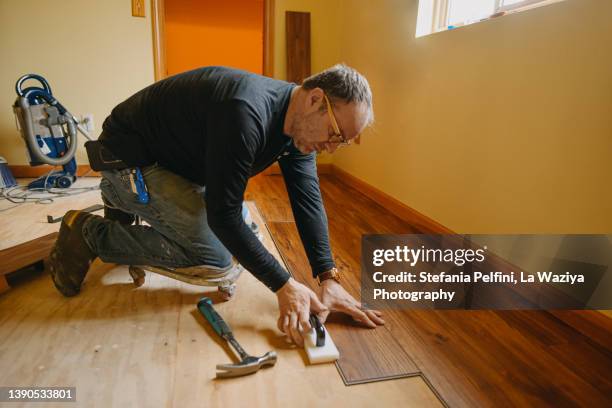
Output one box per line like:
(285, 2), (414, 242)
(197, 297), (277, 378)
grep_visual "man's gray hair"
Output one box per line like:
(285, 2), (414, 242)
(302, 64), (373, 121)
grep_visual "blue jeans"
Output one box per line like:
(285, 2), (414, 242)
(83, 164), (253, 269)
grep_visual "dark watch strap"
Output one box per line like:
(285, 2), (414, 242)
(317, 268), (340, 285)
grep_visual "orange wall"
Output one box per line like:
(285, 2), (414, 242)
(165, 0), (264, 76)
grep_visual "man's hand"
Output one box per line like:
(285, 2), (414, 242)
(276, 278), (328, 346)
(319, 279), (384, 328)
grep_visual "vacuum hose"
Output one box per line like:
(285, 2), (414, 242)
(17, 95), (78, 166)
(15, 74), (81, 166)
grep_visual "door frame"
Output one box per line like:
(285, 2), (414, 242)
(150, 0), (275, 81)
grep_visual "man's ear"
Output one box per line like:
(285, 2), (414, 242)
(304, 87), (324, 113)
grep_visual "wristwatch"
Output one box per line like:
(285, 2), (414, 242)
(317, 267), (341, 286)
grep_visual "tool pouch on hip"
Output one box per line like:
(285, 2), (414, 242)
(85, 140), (128, 171)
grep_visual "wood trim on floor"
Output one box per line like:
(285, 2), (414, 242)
(600, 310), (612, 319)
(0, 274), (9, 294)
(329, 165), (453, 234)
(8, 165), (100, 178)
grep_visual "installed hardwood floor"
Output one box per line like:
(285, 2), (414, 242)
(268, 222), (420, 384)
(246, 174), (612, 407)
(248, 175), (422, 384)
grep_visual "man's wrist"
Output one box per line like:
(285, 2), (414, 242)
(316, 267), (340, 286)
(320, 278), (340, 288)
(272, 274), (292, 293)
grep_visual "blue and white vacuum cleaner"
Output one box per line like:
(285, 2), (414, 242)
(12, 74), (91, 189)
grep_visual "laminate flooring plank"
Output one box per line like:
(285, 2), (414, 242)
(549, 310), (612, 351)
(254, 175), (423, 384)
(267, 222), (420, 384)
(245, 175), (295, 223)
(395, 310), (611, 407)
(321, 174), (429, 234)
(249, 174), (612, 406)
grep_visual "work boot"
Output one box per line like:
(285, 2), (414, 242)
(49, 210), (98, 297)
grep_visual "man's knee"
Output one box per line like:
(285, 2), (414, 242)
(185, 244), (233, 269)
(161, 229), (231, 268)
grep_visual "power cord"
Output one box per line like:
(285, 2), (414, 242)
(0, 166), (99, 212)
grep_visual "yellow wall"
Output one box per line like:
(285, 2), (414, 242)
(333, 0), (612, 233)
(273, 0), (343, 164)
(0, 0), (155, 165)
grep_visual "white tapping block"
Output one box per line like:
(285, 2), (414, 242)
(304, 323), (339, 364)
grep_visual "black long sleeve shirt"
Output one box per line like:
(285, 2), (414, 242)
(99, 66), (335, 291)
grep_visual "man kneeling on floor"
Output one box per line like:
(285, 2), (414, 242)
(49, 64), (384, 346)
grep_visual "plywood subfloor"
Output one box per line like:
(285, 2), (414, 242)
(0, 178), (103, 276)
(0, 178), (102, 252)
(0, 201), (441, 408)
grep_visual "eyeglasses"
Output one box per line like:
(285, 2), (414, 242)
(324, 94), (352, 147)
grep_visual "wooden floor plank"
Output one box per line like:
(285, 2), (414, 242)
(268, 222), (420, 384)
(0, 178), (102, 252)
(0, 177), (102, 275)
(0, 200), (441, 407)
(245, 175), (295, 223)
(549, 310), (612, 351)
(3, 173), (610, 406)
(248, 174), (612, 407)
(392, 309), (611, 407)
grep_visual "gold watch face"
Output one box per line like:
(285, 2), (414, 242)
(319, 268), (340, 283)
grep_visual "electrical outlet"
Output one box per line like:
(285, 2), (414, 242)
(82, 114), (95, 133)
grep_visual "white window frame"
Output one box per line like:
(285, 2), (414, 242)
(497, 0), (552, 13)
(429, 0), (564, 33)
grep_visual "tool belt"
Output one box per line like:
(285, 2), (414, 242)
(85, 140), (150, 204)
(84, 140), (128, 171)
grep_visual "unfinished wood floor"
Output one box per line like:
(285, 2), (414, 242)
(246, 174), (612, 407)
(0, 178), (102, 277)
(0, 199), (441, 408)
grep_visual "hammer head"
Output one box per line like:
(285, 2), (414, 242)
(216, 351), (277, 378)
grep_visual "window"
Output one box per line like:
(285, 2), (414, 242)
(416, 0), (566, 38)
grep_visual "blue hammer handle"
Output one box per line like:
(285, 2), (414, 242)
(197, 297), (232, 338)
